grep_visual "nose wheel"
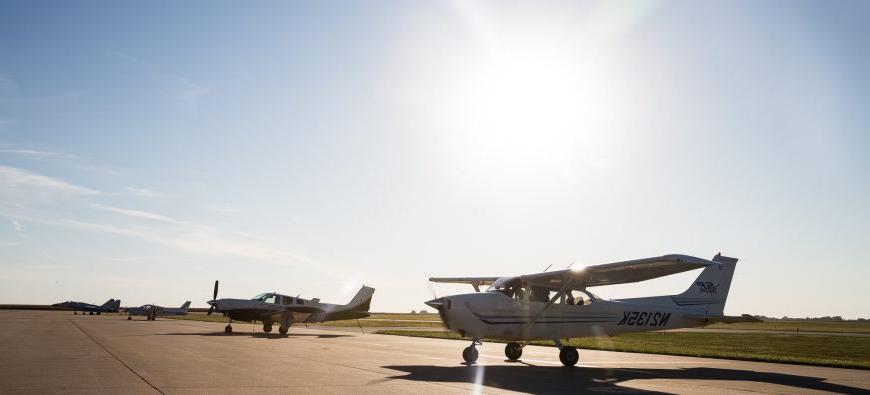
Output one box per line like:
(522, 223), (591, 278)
(505, 342), (523, 361)
(462, 339), (482, 364)
(263, 323), (273, 333)
(279, 326), (289, 336)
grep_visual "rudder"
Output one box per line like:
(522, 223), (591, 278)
(671, 253), (737, 316)
(346, 286), (375, 312)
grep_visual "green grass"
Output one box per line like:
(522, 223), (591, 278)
(377, 330), (870, 370)
(706, 321), (870, 334)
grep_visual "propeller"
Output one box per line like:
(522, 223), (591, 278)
(424, 282), (450, 327)
(207, 280), (219, 315)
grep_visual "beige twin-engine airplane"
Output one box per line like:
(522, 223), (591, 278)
(427, 253), (758, 366)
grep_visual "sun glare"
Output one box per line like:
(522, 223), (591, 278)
(442, 41), (624, 188)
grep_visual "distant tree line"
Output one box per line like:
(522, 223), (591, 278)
(751, 314), (868, 322)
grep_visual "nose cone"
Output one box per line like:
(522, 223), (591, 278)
(425, 298), (443, 309)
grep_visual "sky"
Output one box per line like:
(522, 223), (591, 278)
(0, 1), (868, 318)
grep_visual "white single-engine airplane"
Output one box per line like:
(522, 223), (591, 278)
(427, 253), (758, 366)
(126, 301), (191, 320)
(206, 281), (375, 335)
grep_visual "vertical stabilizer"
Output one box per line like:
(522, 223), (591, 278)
(180, 301), (191, 311)
(671, 253), (737, 316)
(346, 286), (375, 312)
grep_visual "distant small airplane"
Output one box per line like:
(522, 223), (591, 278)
(126, 301), (191, 320)
(427, 253), (759, 366)
(207, 281), (375, 335)
(52, 299), (121, 315)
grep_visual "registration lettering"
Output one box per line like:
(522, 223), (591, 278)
(618, 311), (670, 327)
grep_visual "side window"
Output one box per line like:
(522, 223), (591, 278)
(296, 298), (304, 305)
(282, 297), (294, 305)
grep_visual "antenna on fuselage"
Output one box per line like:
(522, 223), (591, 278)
(543, 264), (553, 272)
(567, 261), (576, 269)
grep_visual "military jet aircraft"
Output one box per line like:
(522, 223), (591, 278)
(427, 253), (758, 366)
(52, 299), (121, 315)
(126, 301), (191, 320)
(206, 281), (375, 335)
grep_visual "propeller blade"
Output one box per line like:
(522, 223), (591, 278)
(213, 280), (219, 301)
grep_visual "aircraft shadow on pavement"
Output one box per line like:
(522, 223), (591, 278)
(158, 332), (350, 339)
(382, 365), (864, 394)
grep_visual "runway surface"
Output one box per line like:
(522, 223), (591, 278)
(1, 311), (867, 394)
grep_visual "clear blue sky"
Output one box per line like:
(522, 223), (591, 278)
(1, 1), (868, 317)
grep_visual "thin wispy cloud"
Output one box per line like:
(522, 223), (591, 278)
(12, 213), (313, 264)
(0, 149), (84, 159)
(89, 203), (187, 225)
(175, 77), (211, 102)
(109, 50), (211, 103)
(126, 187), (167, 199)
(0, 165), (99, 196)
(0, 119), (14, 129)
(202, 203), (241, 214)
(12, 219), (24, 237)
(0, 72), (17, 92)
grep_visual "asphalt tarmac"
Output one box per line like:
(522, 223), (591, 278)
(1, 310), (867, 394)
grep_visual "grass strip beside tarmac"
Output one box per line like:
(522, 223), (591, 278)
(376, 330), (870, 370)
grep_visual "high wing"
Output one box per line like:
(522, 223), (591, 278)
(522, 254), (713, 289)
(428, 277), (500, 292)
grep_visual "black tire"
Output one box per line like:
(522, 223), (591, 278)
(225, 325), (233, 334)
(462, 346), (479, 364)
(263, 324), (273, 333)
(74, 312), (77, 315)
(505, 342), (523, 361)
(127, 316), (132, 320)
(89, 312), (94, 315)
(279, 326), (288, 336)
(559, 346), (579, 367)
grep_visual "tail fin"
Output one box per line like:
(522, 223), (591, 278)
(114, 300), (121, 312)
(345, 286), (375, 312)
(671, 253), (737, 316)
(100, 299), (116, 308)
(180, 301), (191, 310)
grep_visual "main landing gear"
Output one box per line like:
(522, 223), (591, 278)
(505, 342), (523, 361)
(553, 338), (579, 367)
(462, 339), (482, 364)
(278, 326), (289, 336)
(224, 318), (233, 334)
(263, 322), (273, 333)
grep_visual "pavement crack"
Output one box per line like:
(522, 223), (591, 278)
(70, 320), (164, 394)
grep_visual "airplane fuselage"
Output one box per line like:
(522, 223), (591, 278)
(439, 292), (707, 341)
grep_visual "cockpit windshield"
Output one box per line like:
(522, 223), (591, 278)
(486, 276), (597, 305)
(486, 276), (521, 297)
(252, 293), (277, 303)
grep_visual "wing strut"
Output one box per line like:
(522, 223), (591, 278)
(525, 273), (574, 330)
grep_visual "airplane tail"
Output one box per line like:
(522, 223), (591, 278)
(180, 301), (191, 311)
(345, 286), (375, 312)
(671, 253), (737, 316)
(100, 299), (116, 309)
(114, 299), (122, 312)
